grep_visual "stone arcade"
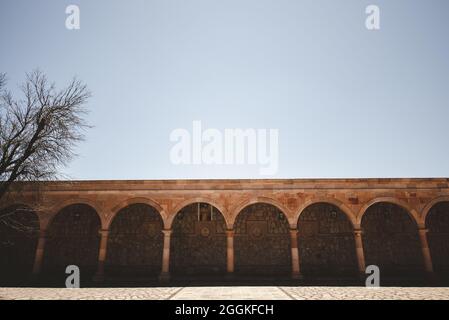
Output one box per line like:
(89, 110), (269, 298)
(0, 178), (449, 284)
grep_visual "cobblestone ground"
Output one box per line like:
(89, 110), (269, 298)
(1, 286), (449, 300)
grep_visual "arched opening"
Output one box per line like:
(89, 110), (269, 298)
(298, 203), (358, 276)
(106, 203), (163, 277)
(171, 202), (226, 276)
(361, 202), (423, 276)
(0, 205), (39, 283)
(426, 201), (449, 276)
(234, 203), (291, 276)
(44, 204), (101, 280)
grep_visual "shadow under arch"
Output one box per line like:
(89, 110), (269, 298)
(0, 204), (39, 283)
(295, 198), (356, 228)
(106, 203), (164, 277)
(233, 202), (291, 277)
(108, 197), (167, 229)
(360, 201), (424, 276)
(43, 203), (101, 281)
(297, 202), (358, 277)
(357, 197), (420, 227)
(422, 195), (449, 226)
(167, 197), (228, 230)
(230, 196), (291, 229)
(49, 198), (102, 227)
(170, 202), (227, 276)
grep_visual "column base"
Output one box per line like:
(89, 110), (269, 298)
(291, 272), (303, 280)
(92, 273), (105, 282)
(358, 272), (366, 284)
(225, 272), (234, 281)
(29, 272), (42, 284)
(159, 272), (170, 283)
(31, 270), (41, 277)
(425, 271), (438, 285)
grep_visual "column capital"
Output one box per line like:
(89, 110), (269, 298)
(289, 229), (299, 240)
(99, 229), (110, 237)
(354, 229), (363, 236)
(226, 229), (235, 237)
(162, 229), (172, 236)
(37, 229), (47, 238)
(418, 228), (429, 234)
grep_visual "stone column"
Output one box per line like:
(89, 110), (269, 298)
(354, 229), (366, 274)
(418, 228), (434, 273)
(226, 230), (235, 274)
(32, 229), (47, 275)
(290, 228), (301, 279)
(93, 229), (110, 281)
(159, 229), (172, 281)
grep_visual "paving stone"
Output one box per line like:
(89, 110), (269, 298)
(1, 286), (449, 300)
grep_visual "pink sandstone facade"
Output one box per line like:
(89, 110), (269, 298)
(1, 178), (449, 284)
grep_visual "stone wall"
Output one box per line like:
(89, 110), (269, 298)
(2, 178), (449, 283)
(0, 206), (38, 282)
(106, 204), (163, 276)
(44, 204), (101, 277)
(171, 203), (226, 275)
(234, 203), (291, 275)
(362, 203), (424, 275)
(298, 203), (358, 276)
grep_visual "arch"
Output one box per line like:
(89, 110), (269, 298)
(295, 198), (356, 228)
(170, 202), (227, 276)
(0, 202), (40, 225)
(425, 201), (449, 275)
(106, 203), (164, 277)
(0, 202), (39, 214)
(1, 202), (43, 229)
(234, 202), (291, 276)
(48, 198), (103, 229)
(422, 195), (449, 226)
(168, 197), (228, 229)
(108, 197), (166, 229)
(297, 202), (358, 276)
(43, 203), (102, 280)
(0, 203), (39, 226)
(230, 196), (291, 228)
(361, 201), (423, 276)
(357, 197), (420, 227)
(0, 204), (40, 282)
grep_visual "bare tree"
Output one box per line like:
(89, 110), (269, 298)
(0, 73), (5, 89)
(0, 70), (91, 220)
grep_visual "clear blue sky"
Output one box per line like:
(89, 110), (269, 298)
(1, 0), (448, 179)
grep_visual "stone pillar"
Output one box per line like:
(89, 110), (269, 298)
(418, 228), (434, 273)
(93, 229), (110, 281)
(290, 228), (301, 279)
(159, 229), (172, 281)
(226, 230), (235, 274)
(32, 229), (47, 275)
(354, 229), (366, 274)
